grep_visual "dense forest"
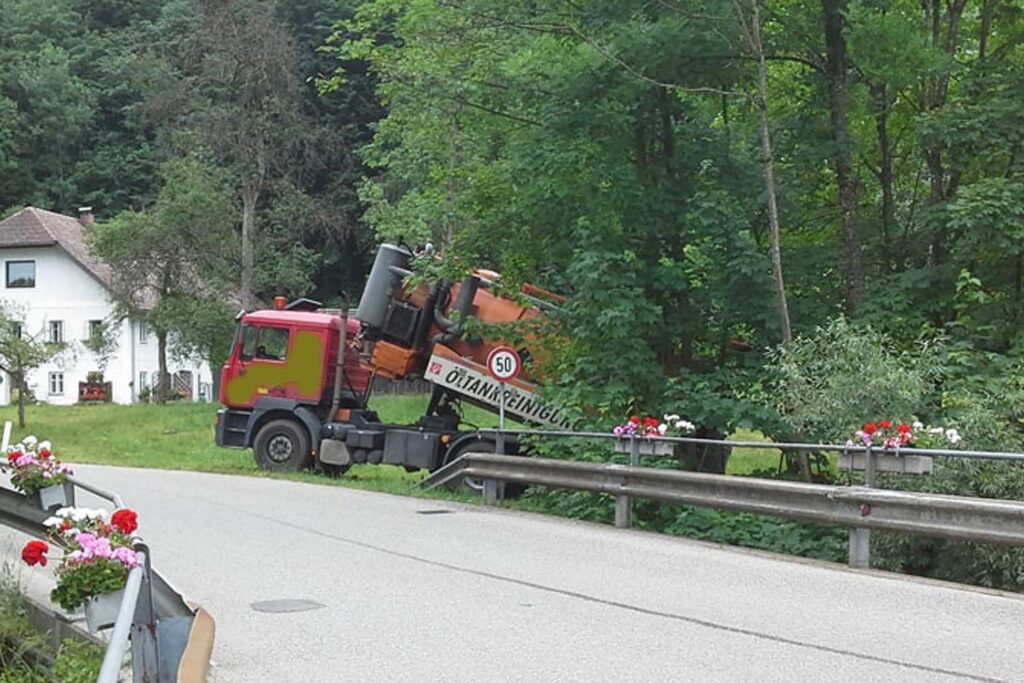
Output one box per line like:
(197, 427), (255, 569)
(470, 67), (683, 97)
(3, 0), (1024, 582)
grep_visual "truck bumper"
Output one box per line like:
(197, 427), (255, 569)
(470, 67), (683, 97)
(215, 409), (249, 448)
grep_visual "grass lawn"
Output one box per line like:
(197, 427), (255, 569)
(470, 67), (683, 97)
(0, 397), (501, 500)
(727, 428), (783, 474)
(1, 399), (783, 497)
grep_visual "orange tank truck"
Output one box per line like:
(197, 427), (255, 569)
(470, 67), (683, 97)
(215, 244), (568, 475)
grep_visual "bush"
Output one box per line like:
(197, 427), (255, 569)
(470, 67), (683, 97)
(665, 508), (848, 562)
(51, 641), (102, 683)
(771, 317), (942, 442)
(871, 384), (1024, 590)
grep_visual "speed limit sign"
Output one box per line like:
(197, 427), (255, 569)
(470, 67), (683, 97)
(486, 346), (521, 382)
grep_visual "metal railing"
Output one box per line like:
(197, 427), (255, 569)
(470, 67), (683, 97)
(424, 429), (1024, 568)
(0, 469), (200, 682)
(65, 474), (148, 683)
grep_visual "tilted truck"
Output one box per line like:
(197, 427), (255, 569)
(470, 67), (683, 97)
(214, 244), (570, 474)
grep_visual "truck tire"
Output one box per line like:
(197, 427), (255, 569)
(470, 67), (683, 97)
(253, 419), (311, 472)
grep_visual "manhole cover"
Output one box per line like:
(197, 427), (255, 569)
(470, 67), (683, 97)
(251, 599), (325, 614)
(416, 509), (454, 515)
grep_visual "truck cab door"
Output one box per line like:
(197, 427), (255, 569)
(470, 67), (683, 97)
(222, 324), (293, 408)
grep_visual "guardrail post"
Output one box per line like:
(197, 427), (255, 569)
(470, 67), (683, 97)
(131, 544), (159, 682)
(849, 445), (876, 569)
(614, 436), (639, 529)
(482, 479), (500, 506)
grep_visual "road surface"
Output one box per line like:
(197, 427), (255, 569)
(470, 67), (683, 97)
(4, 465), (1024, 682)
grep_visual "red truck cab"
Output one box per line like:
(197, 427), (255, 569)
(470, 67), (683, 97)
(219, 309), (367, 409)
(215, 308), (371, 468)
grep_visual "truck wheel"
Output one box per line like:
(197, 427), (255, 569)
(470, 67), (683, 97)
(253, 419), (311, 472)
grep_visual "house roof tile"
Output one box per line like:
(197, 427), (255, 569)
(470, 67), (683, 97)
(0, 207), (113, 288)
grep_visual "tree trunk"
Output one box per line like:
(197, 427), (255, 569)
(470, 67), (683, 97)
(747, 1), (793, 346)
(156, 329), (169, 404)
(209, 360), (221, 402)
(241, 182), (258, 310)
(979, 0), (994, 60)
(822, 0), (863, 313)
(870, 82), (895, 266)
(16, 368), (25, 428)
(922, 0), (968, 267)
(738, 0), (801, 477)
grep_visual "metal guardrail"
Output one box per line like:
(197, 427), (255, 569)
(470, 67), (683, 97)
(0, 476), (204, 682)
(65, 475), (193, 683)
(476, 427), (1024, 462)
(424, 430), (1024, 568)
(98, 551), (145, 682)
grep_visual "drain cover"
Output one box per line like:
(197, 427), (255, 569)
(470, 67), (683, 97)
(251, 599), (325, 614)
(416, 509), (454, 515)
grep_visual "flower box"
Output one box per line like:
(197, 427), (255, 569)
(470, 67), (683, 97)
(613, 438), (675, 456)
(839, 452), (933, 475)
(84, 588), (125, 632)
(35, 482), (74, 511)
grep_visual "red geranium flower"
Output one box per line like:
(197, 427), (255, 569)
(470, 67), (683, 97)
(37, 448), (51, 459)
(21, 540), (48, 567)
(6, 451), (18, 464)
(863, 423), (877, 434)
(629, 415), (640, 424)
(878, 420), (891, 429)
(897, 423), (911, 435)
(111, 509), (138, 535)
(643, 416), (659, 428)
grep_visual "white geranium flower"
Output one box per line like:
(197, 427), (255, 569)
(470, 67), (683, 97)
(657, 423), (668, 435)
(946, 429), (961, 444)
(38, 440), (51, 451)
(43, 516), (62, 527)
(21, 435), (37, 448)
(912, 421), (924, 431)
(928, 427), (944, 434)
(55, 507), (74, 517)
(664, 414), (680, 422)
(676, 420), (696, 433)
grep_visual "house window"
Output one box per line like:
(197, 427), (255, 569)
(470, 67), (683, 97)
(88, 320), (103, 339)
(48, 320), (64, 344)
(48, 372), (64, 396)
(138, 320), (148, 344)
(8, 321), (21, 339)
(139, 372), (148, 392)
(5, 260), (35, 288)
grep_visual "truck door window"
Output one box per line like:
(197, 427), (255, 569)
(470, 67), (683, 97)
(256, 327), (289, 361)
(239, 326), (290, 362)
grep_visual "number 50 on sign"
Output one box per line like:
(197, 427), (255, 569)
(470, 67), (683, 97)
(486, 346), (521, 382)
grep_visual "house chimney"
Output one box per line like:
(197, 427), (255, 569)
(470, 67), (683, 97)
(78, 206), (94, 226)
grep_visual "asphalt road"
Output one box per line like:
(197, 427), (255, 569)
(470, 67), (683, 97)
(5, 465), (1024, 682)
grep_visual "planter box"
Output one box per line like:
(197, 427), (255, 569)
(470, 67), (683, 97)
(839, 452), (933, 475)
(613, 439), (732, 473)
(84, 588), (125, 632)
(34, 482), (74, 511)
(613, 439), (675, 456)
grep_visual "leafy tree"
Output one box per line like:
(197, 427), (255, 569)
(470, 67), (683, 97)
(329, 0), (782, 430)
(92, 155), (237, 402)
(191, 0), (309, 308)
(0, 303), (65, 427)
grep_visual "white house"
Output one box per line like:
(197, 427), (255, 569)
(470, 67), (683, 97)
(0, 207), (213, 406)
